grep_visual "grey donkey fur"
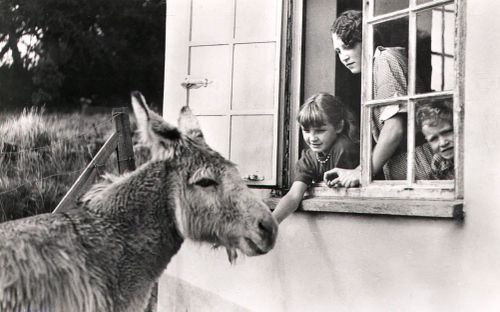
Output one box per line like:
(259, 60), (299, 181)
(0, 91), (278, 312)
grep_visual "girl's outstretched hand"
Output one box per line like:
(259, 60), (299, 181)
(324, 167), (361, 188)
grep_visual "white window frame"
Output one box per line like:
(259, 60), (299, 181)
(280, 0), (465, 218)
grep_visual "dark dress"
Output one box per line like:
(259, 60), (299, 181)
(295, 133), (360, 185)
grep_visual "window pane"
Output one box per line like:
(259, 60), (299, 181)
(415, 98), (454, 180)
(416, 4), (455, 93)
(374, 0), (408, 16)
(190, 45), (231, 113)
(231, 115), (274, 183)
(232, 43), (276, 111)
(235, 0), (277, 41)
(191, 0), (233, 42)
(372, 17), (409, 100)
(371, 102), (408, 181)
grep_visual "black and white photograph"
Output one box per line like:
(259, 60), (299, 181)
(1, 0), (498, 311)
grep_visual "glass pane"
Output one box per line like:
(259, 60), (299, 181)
(197, 116), (230, 158)
(374, 0), (408, 16)
(189, 45), (232, 113)
(415, 98), (454, 180)
(372, 17), (409, 100)
(416, 4), (455, 93)
(371, 102), (408, 181)
(232, 43), (276, 111)
(235, 0), (277, 41)
(231, 115), (274, 183)
(191, 0), (234, 42)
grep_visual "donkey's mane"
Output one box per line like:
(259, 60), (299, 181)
(82, 132), (228, 205)
(81, 171), (132, 203)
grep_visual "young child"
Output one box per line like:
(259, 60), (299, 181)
(272, 93), (359, 223)
(416, 101), (455, 180)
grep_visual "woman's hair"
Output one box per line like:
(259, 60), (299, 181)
(298, 93), (360, 143)
(416, 101), (453, 130)
(330, 10), (384, 49)
(330, 10), (362, 48)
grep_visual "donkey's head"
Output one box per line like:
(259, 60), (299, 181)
(131, 91), (278, 262)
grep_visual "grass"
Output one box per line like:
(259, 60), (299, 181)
(0, 108), (150, 222)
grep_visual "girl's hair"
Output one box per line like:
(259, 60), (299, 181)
(330, 10), (384, 49)
(298, 93), (360, 143)
(416, 101), (453, 130)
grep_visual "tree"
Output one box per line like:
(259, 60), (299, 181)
(0, 0), (166, 110)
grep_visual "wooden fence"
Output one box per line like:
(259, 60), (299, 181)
(53, 107), (135, 212)
(52, 107), (157, 312)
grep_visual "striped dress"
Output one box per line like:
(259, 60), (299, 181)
(372, 47), (432, 180)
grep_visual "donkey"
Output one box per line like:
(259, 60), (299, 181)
(0, 91), (278, 312)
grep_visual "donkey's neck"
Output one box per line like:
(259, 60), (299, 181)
(82, 161), (184, 276)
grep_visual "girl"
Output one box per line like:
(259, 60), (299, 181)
(325, 10), (432, 187)
(272, 93), (359, 223)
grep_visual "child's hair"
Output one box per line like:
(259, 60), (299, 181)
(298, 92), (359, 143)
(416, 101), (453, 131)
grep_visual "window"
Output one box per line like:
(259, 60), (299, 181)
(164, 0), (465, 218)
(164, 0), (283, 187)
(285, 0), (464, 217)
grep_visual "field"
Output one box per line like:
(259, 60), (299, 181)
(0, 108), (150, 222)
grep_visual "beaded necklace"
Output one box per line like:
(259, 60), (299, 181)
(315, 153), (331, 165)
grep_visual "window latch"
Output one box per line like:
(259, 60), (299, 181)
(181, 77), (212, 89)
(243, 174), (265, 182)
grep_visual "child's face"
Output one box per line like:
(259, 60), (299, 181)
(422, 120), (454, 160)
(332, 34), (362, 74)
(301, 123), (339, 154)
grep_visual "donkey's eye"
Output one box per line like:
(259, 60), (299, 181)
(194, 178), (218, 187)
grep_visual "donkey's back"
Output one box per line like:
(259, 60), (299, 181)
(0, 211), (113, 311)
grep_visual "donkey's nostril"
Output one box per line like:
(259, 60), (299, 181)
(258, 217), (277, 238)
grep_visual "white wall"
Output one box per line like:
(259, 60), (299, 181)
(159, 2), (500, 311)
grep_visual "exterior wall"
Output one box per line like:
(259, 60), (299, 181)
(159, 2), (500, 311)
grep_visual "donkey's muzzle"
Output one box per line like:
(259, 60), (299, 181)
(243, 211), (278, 256)
(258, 215), (278, 250)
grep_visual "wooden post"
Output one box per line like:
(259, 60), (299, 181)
(112, 108), (136, 173)
(55, 108), (157, 311)
(112, 108), (156, 311)
(53, 132), (118, 213)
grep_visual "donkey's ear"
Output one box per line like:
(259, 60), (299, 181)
(131, 91), (181, 146)
(178, 106), (205, 142)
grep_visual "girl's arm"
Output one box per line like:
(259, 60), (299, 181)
(272, 181), (308, 223)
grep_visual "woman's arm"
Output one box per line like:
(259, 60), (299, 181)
(272, 181), (308, 223)
(371, 114), (405, 175)
(324, 114), (405, 187)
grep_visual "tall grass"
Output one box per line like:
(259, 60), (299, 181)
(0, 108), (149, 222)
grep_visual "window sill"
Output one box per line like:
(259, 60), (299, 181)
(264, 196), (464, 219)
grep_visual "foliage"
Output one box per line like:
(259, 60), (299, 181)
(0, 0), (165, 110)
(0, 109), (150, 222)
